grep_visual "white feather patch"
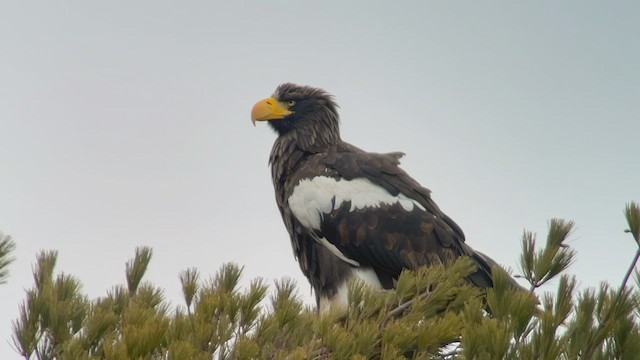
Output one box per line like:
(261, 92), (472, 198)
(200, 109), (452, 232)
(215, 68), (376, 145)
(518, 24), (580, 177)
(318, 236), (360, 266)
(288, 176), (425, 230)
(318, 267), (383, 313)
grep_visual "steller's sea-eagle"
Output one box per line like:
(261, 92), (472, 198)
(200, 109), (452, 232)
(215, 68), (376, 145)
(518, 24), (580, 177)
(252, 83), (513, 312)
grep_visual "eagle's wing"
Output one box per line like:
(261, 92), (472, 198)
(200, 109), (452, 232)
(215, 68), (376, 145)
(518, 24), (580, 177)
(286, 145), (494, 288)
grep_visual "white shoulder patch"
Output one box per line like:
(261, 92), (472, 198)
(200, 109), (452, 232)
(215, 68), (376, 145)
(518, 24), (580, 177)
(288, 176), (425, 230)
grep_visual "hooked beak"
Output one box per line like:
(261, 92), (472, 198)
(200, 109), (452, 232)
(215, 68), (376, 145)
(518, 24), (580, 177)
(251, 97), (293, 126)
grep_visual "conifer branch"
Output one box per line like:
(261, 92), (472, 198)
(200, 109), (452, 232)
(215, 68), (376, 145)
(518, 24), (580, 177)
(383, 288), (432, 327)
(618, 249), (640, 299)
(0, 231), (16, 284)
(581, 203), (640, 359)
(125, 246), (152, 296)
(625, 202), (640, 243)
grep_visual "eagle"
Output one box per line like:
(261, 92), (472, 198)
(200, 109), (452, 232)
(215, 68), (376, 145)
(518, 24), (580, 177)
(252, 83), (511, 312)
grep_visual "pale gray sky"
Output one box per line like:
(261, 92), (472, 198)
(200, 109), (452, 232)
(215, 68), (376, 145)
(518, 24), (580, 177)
(1, 1), (639, 357)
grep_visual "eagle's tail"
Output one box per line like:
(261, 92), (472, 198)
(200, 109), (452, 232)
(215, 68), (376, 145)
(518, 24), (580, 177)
(470, 250), (527, 292)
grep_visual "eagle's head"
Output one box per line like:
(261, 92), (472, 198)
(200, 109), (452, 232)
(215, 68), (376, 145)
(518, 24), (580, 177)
(251, 83), (341, 146)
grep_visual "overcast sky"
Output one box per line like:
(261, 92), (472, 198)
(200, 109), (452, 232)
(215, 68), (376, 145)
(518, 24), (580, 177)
(1, 1), (639, 357)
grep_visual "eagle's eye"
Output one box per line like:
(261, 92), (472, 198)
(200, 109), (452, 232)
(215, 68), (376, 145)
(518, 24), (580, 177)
(286, 100), (296, 107)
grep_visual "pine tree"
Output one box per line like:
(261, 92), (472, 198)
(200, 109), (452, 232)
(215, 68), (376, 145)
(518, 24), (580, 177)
(9, 202), (640, 359)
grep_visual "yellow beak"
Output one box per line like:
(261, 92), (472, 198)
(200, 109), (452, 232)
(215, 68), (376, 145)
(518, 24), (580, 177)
(251, 97), (293, 126)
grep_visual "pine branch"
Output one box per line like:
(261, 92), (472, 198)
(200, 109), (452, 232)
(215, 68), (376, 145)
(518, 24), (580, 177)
(618, 249), (640, 299)
(610, 202), (640, 319)
(0, 231), (16, 284)
(625, 202), (640, 243)
(519, 219), (576, 293)
(125, 246), (152, 296)
(581, 202), (640, 359)
(382, 288), (432, 327)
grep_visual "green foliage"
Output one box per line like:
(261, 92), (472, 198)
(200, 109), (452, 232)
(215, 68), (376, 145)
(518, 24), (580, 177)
(625, 202), (640, 244)
(12, 251), (88, 360)
(10, 201), (640, 359)
(0, 231), (16, 284)
(126, 247), (153, 296)
(519, 218), (576, 292)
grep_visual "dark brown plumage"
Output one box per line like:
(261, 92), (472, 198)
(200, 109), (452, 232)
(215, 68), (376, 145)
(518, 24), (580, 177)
(252, 83), (512, 312)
